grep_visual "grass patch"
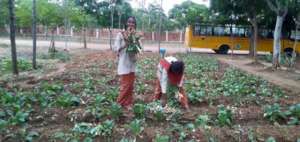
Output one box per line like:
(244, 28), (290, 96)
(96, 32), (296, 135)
(0, 57), (32, 73)
(38, 51), (71, 62)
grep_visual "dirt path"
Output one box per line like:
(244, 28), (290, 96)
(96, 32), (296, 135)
(217, 56), (300, 95)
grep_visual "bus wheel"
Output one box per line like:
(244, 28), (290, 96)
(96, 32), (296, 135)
(213, 49), (220, 54)
(219, 45), (230, 54)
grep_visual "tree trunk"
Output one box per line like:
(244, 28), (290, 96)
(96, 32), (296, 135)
(83, 27), (87, 49)
(44, 25), (48, 40)
(9, 0), (18, 75)
(291, 24), (299, 68)
(32, 0), (37, 69)
(252, 21), (258, 62)
(272, 16), (284, 69)
(49, 28), (56, 57)
(110, 6), (114, 50)
(118, 13), (122, 29)
(249, 27), (255, 57)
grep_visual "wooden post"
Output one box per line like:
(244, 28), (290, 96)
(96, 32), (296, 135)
(166, 31), (168, 42)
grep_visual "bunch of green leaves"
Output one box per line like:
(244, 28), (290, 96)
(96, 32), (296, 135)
(0, 91), (32, 126)
(286, 104), (300, 125)
(263, 104), (287, 123)
(166, 85), (180, 108)
(110, 102), (123, 120)
(187, 90), (205, 104)
(181, 54), (218, 78)
(90, 120), (115, 137)
(0, 58), (32, 73)
(154, 134), (170, 142)
(72, 120), (115, 137)
(125, 119), (144, 137)
(147, 102), (165, 121)
(168, 123), (187, 141)
(195, 114), (210, 128)
(216, 105), (233, 127)
(133, 103), (147, 119)
(126, 33), (142, 54)
(55, 92), (80, 107)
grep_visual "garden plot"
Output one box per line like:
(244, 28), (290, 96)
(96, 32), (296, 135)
(0, 51), (299, 142)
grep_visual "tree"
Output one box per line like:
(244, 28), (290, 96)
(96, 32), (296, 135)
(32, 0), (37, 69)
(9, 0), (18, 75)
(0, 0), (9, 31)
(289, 0), (300, 68)
(169, 1), (209, 30)
(265, 0), (289, 69)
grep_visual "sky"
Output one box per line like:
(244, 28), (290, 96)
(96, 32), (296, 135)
(130, 0), (210, 14)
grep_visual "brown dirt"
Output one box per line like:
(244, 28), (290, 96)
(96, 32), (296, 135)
(2, 50), (300, 142)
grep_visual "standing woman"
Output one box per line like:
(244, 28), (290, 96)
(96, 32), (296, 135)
(113, 16), (142, 109)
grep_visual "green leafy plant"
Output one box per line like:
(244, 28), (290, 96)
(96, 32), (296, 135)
(133, 103), (146, 119)
(125, 32), (142, 54)
(110, 102), (123, 119)
(195, 114), (210, 128)
(154, 134), (169, 142)
(55, 92), (80, 107)
(266, 136), (276, 142)
(72, 122), (93, 134)
(126, 119), (144, 138)
(216, 105), (233, 127)
(147, 102), (165, 121)
(263, 104), (286, 123)
(0, 58), (32, 73)
(90, 120), (114, 137)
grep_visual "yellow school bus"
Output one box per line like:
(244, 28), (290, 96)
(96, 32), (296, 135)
(185, 24), (300, 54)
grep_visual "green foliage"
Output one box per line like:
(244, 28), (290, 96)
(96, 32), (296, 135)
(0, 58), (32, 73)
(126, 119), (144, 137)
(133, 103), (146, 119)
(126, 33), (142, 54)
(169, 1), (209, 29)
(55, 92), (80, 107)
(264, 103), (300, 124)
(147, 102), (165, 121)
(216, 105), (233, 127)
(266, 137), (276, 142)
(195, 114), (210, 128)
(91, 120), (114, 137)
(72, 120), (114, 137)
(263, 104), (286, 122)
(39, 51), (71, 62)
(25, 131), (39, 142)
(154, 134), (170, 142)
(110, 102), (123, 119)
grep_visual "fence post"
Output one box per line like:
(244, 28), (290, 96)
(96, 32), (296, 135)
(152, 32), (155, 41)
(56, 26), (60, 35)
(179, 30), (183, 42)
(166, 31), (168, 42)
(70, 27), (73, 37)
(96, 28), (99, 39)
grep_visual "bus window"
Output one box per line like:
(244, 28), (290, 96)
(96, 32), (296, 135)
(214, 26), (225, 36)
(238, 28), (246, 37)
(200, 26), (206, 35)
(207, 26), (213, 36)
(224, 26), (231, 36)
(193, 25), (201, 36)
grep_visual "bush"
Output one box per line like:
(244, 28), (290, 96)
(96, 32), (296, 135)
(0, 58), (32, 73)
